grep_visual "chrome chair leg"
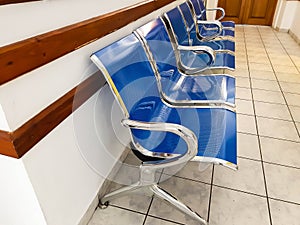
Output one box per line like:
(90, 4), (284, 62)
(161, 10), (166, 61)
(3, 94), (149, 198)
(150, 184), (208, 225)
(99, 182), (143, 208)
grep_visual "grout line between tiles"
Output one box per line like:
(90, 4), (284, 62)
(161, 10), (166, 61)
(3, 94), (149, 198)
(146, 215), (185, 225)
(261, 29), (300, 140)
(268, 197), (300, 207)
(245, 26), (273, 225)
(206, 164), (214, 222)
(273, 30), (300, 74)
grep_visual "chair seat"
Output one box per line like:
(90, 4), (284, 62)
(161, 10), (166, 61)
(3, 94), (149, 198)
(191, 36), (235, 52)
(199, 26), (234, 37)
(130, 95), (237, 166)
(160, 69), (235, 105)
(180, 49), (235, 70)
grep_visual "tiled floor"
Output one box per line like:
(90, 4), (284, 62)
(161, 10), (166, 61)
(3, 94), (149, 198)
(88, 25), (300, 225)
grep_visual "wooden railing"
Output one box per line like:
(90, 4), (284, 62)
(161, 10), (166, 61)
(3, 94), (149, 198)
(0, 0), (176, 158)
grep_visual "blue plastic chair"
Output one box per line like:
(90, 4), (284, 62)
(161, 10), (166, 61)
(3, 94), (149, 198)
(177, 2), (235, 52)
(90, 33), (237, 225)
(135, 18), (235, 107)
(189, 0), (235, 30)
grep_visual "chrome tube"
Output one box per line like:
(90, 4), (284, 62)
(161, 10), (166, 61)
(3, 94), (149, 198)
(121, 119), (198, 170)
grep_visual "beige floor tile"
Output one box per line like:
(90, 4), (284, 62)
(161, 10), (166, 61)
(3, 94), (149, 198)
(149, 177), (210, 225)
(296, 122), (300, 132)
(254, 101), (292, 120)
(257, 117), (299, 141)
(236, 76), (250, 88)
(236, 99), (254, 115)
(260, 137), (300, 168)
(280, 82), (300, 94)
(162, 162), (213, 184)
(209, 187), (270, 225)
(284, 92), (300, 107)
(247, 55), (269, 63)
(264, 163), (300, 204)
(237, 133), (261, 160)
(106, 181), (152, 213)
(252, 89), (285, 104)
(236, 61), (248, 70)
(249, 63), (273, 72)
(214, 158), (266, 195)
(251, 79), (281, 91)
(276, 72), (300, 83)
(249, 70), (276, 80)
(237, 114), (257, 134)
(227, 68), (249, 77)
(88, 207), (145, 225)
(144, 217), (179, 225)
(269, 199), (300, 225)
(290, 106), (300, 122)
(270, 58), (294, 66)
(236, 87), (252, 100)
(273, 65), (299, 74)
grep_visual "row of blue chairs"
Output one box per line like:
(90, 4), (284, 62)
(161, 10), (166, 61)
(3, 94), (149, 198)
(91, 0), (237, 224)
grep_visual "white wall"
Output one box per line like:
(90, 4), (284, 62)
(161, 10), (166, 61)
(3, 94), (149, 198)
(0, 155), (47, 225)
(290, 2), (300, 41)
(206, 0), (218, 20)
(273, 0), (298, 31)
(0, 0), (144, 47)
(0, 0), (185, 224)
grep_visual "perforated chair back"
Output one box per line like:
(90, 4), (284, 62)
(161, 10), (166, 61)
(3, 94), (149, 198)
(135, 18), (235, 105)
(91, 32), (237, 166)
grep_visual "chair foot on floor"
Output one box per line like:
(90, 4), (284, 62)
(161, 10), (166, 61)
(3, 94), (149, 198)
(150, 184), (208, 225)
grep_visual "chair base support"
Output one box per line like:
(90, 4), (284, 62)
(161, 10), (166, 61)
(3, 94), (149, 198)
(99, 183), (208, 225)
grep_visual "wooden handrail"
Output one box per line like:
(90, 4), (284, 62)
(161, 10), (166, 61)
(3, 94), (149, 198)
(0, 0), (41, 5)
(0, 0), (175, 85)
(0, 72), (106, 158)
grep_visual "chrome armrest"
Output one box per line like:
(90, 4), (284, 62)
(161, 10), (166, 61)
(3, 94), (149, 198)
(197, 20), (223, 41)
(177, 45), (216, 66)
(206, 7), (225, 21)
(121, 119), (198, 170)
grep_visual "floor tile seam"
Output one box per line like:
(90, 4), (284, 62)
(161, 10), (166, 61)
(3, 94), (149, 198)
(212, 183), (267, 199)
(259, 134), (300, 143)
(238, 155), (300, 170)
(109, 204), (148, 216)
(247, 26), (273, 225)
(263, 160), (300, 170)
(206, 164), (215, 222)
(238, 85), (300, 96)
(161, 173), (211, 186)
(237, 108), (295, 122)
(260, 29), (300, 139)
(145, 215), (185, 225)
(272, 30), (300, 74)
(268, 197), (300, 207)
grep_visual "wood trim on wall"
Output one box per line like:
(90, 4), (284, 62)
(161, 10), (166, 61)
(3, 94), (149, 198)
(0, 0), (175, 85)
(0, 72), (106, 158)
(0, 0), (40, 5)
(0, 0), (175, 158)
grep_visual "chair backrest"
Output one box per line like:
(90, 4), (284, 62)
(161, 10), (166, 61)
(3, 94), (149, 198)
(177, 2), (200, 44)
(164, 6), (191, 46)
(189, 0), (206, 20)
(91, 33), (160, 120)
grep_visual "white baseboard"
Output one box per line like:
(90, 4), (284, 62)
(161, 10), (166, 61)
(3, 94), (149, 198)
(289, 30), (300, 45)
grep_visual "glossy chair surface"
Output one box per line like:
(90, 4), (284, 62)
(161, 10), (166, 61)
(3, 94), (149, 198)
(91, 32), (237, 167)
(189, 0), (235, 29)
(178, 2), (235, 52)
(135, 18), (236, 106)
(161, 8), (235, 71)
(91, 33), (237, 224)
